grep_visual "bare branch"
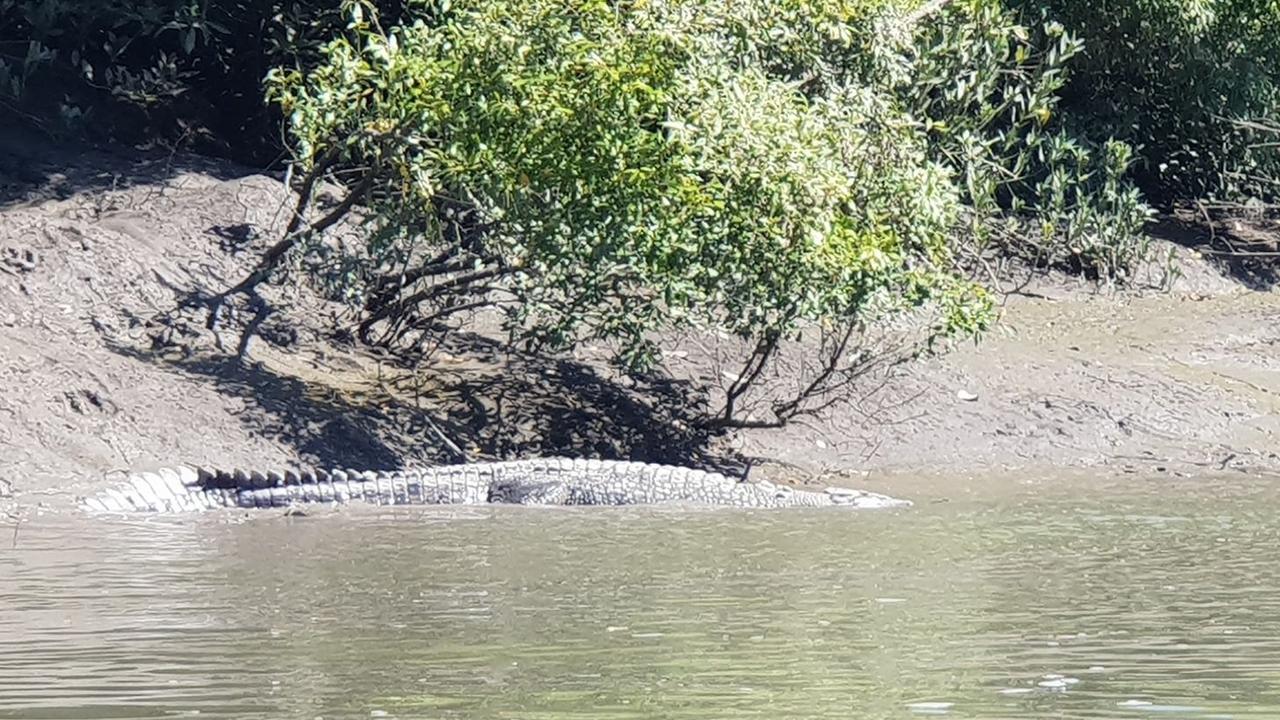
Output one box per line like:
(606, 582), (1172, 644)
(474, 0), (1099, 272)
(208, 165), (374, 330)
(712, 329), (782, 427)
(358, 264), (520, 341)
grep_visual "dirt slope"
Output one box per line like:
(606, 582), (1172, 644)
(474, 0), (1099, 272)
(2, 130), (1278, 514)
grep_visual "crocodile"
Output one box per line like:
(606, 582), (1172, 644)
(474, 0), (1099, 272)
(81, 458), (909, 512)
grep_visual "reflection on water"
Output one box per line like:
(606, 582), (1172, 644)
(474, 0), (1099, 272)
(3, 476), (1280, 719)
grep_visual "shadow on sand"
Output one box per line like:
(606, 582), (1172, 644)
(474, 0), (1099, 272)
(0, 122), (259, 209)
(1150, 213), (1280, 291)
(106, 322), (737, 475)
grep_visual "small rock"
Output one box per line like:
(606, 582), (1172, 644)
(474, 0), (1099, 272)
(956, 389), (979, 402)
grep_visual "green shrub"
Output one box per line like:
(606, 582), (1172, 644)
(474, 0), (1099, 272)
(3, 0), (1160, 285)
(227, 0), (990, 426)
(8, 0), (1180, 426)
(1017, 0), (1280, 202)
(0, 0), (411, 159)
(905, 0), (1152, 279)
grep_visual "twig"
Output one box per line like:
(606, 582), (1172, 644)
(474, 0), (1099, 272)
(1221, 116), (1280, 134)
(714, 329), (783, 427)
(207, 154), (368, 332)
(359, 264), (519, 337)
(1195, 199), (1217, 246)
(861, 437), (884, 463)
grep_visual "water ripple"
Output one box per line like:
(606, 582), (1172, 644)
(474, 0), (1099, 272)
(1, 483), (1279, 719)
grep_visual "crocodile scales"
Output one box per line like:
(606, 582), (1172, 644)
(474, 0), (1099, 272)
(82, 458), (909, 512)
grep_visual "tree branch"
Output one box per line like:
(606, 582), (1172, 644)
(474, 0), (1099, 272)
(208, 165), (373, 330)
(710, 328), (783, 428)
(770, 316), (862, 422)
(358, 264), (520, 341)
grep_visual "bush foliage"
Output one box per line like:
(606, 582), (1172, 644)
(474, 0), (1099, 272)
(11, 0), (1275, 426)
(0, 0), (409, 159)
(254, 0), (990, 421)
(905, 0), (1153, 278)
(1017, 0), (1280, 202)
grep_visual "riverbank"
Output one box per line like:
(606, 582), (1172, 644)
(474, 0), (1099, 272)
(2, 131), (1278, 513)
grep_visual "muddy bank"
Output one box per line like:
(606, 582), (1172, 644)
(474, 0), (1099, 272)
(2, 133), (1278, 512)
(739, 291), (1280, 488)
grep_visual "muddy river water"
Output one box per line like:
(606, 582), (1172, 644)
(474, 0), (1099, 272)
(3, 473), (1280, 719)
